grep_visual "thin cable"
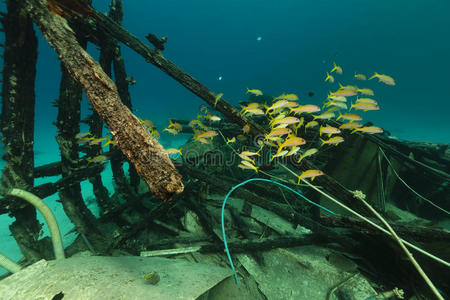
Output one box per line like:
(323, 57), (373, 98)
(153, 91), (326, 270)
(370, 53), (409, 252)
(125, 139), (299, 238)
(221, 178), (336, 284)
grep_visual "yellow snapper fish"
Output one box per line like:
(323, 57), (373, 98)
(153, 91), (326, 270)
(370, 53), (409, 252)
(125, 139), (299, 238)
(238, 160), (259, 172)
(339, 122), (363, 130)
(265, 100), (289, 114)
(297, 169), (324, 184)
(102, 135), (117, 147)
(304, 120), (319, 131)
(276, 136), (306, 154)
(163, 127), (180, 135)
(313, 112), (335, 120)
(331, 62), (343, 75)
(325, 72), (335, 83)
(89, 137), (106, 145)
(270, 116), (301, 127)
(166, 148), (182, 156)
(242, 124), (251, 134)
(297, 148), (318, 163)
(226, 137), (236, 144)
(243, 108), (265, 116)
(290, 104), (321, 114)
(369, 72), (395, 86)
(168, 120), (183, 131)
(330, 89), (357, 97)
(320, 136), (344, 146)
(354, 73), (367, 81)
(284, 94), (299, 101)
(327, 94), (347, 102)
(319, 125), (341, 136)
(324, 100), (347, 110)
(203, 114), (221, 122)
(349, 102), (380, 111)
(246, 88), (263, 96)
(194, 130), (218, 141)
(87, 155), (108, 164)
(351, 126), (383, 134)
(214, 93), (223, 107)
(356, 98), (378, 105)
(357, 88), (374, 96)
(75, 132), (92, 139)
(266, 127), (292, 138)
(336, 112), (363, 122)
(271, 149), (289, 160)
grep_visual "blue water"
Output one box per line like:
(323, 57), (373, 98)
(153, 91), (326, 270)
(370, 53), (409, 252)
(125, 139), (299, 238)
(1, 0), (450, 275)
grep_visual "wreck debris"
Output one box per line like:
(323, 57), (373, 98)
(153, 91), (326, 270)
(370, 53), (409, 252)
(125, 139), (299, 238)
(23, 0), (184, 202)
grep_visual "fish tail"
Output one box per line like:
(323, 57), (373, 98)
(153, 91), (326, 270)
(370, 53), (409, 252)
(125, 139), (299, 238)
(320, 139), (326, 147)
(349, 103), (353, 111)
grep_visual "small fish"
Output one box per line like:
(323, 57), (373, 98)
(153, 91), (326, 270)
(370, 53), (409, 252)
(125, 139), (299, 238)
(266, 100), (289, 114)
(163, 128), (180, 135)
(242, 124), (251, 134)
(356, 88), (374, 96)
(204, 114), (221, 122)
(354, 73), (367, 81)
(102, 135), (117, 147)
(320, 136), (344, 146)
(297, 169), (324, 184)
(197, 137), (210, 144)
(168, 120), (183, 131)
(276, 136), (306, 154)
(166, 148), (182, 156)
(331, 62), (343, 75)
(369, 72), (395, 86)
(75, 132), (91, 139)
(304, 120), (319, 131)
(246, 88), (263, 96)
(194, 130), (218, 141)
(327, 94), (347, 102)
(355, 98), (378, 105)
(313, 112), (335, 120)
(325, 72), (335, 83)
(214, 93), (223, 107)
(271, 149), (289, 160)
(286, 146), (301, 156)
(339, 122), (363, 130)
(336, 112), (362, 122)
(266, 127), (292, 138)
(290, 105), (321, 114)
(239, 160), (259, 172)
(319, 125), (341, 136)
(236, 134), (248, 142)
(351, 126), (383, 134)
(89, 137), (106, 145)
(324, 100), (347, 110)
(283, 93), (299, 101)
(226, 137), (236, 144)
(240, 150), (261, 157)
(188, 119), (204, 128)
(87, 155), (108, 164)
(330, 89), (357, 97)
(349, 102), (380, 111)
(243, 108), (265, 116)
(270, 116), (301, 127)
(297, 148), (318, 163)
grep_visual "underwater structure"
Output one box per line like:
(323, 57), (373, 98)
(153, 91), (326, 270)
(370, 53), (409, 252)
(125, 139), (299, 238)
(0, 0), (449, 299)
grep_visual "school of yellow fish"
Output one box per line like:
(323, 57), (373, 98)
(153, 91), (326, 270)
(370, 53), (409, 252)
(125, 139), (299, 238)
(79, 63), (394, 184)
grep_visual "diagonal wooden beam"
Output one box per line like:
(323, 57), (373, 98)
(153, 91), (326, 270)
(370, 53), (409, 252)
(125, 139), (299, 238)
(23, 0), (184, 202)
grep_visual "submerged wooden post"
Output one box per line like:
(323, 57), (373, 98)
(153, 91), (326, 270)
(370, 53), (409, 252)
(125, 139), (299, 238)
(23, 0), (184, 201)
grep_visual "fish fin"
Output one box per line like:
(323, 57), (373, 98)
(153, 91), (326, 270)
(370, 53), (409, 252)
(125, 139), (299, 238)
(336, 111), (342, 121)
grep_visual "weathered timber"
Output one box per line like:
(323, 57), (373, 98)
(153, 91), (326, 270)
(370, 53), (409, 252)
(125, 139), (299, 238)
(110, 0), (140, 193)
(23, 0), (183, 202)
(319, 215), (450, 244)
(0, 0), (54, 262)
